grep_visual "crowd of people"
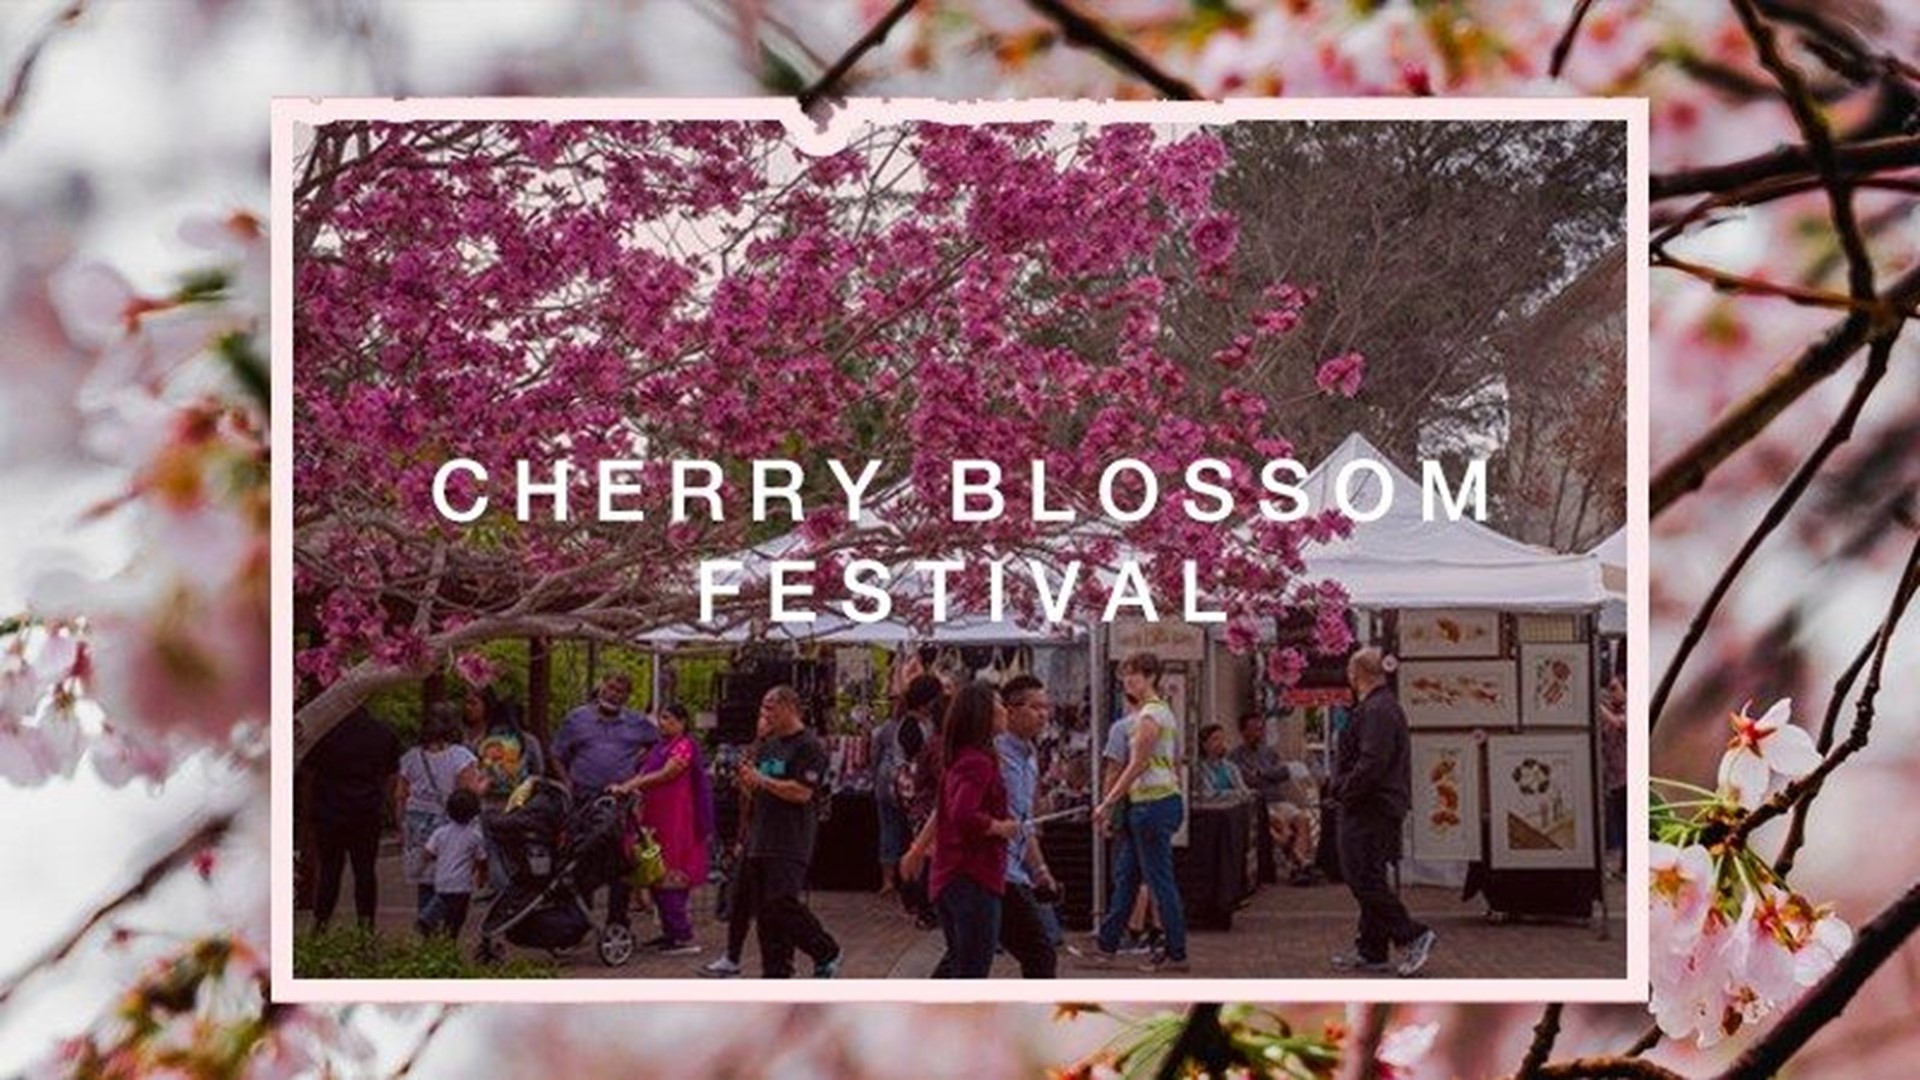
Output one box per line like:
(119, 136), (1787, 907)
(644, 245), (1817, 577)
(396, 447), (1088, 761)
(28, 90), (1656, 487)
(301, 642), (1475, 979)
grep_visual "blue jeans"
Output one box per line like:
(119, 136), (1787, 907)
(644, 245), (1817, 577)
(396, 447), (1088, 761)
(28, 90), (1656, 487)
(876, 796), (910, 865)
(936, 875), (1002, 978)
(1098, 795), (1187, 960)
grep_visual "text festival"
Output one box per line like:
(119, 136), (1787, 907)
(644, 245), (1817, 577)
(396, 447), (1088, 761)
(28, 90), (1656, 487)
(428, 456), (1487, 626)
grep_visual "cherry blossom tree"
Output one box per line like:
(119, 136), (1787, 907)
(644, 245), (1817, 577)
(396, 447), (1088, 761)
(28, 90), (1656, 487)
(292, 117), (1367, 753)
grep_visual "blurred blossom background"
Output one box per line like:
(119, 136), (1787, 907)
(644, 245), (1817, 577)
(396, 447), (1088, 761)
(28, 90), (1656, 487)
(3, 0), (1919, 1077)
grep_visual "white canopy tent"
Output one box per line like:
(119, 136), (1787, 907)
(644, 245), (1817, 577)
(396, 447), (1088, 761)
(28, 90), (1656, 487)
(1284, 432), (1610, 613)
(1590, 527), (1628, 636)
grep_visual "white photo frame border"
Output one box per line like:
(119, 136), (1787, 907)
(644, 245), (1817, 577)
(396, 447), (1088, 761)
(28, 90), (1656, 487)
(269, 93), (1651, 1007)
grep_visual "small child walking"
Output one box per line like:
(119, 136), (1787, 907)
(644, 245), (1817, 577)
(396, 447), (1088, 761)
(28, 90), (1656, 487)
(418, 788), (487, 938)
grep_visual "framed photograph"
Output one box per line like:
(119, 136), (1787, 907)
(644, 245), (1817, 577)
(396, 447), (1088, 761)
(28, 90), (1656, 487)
(1488, 734), (1595, 869)
(1397, 659), (1518, 728)
(1521, 642), (1592, 728)
(1410, 735), (1482, 861)
(1397, 608), (1503, 658)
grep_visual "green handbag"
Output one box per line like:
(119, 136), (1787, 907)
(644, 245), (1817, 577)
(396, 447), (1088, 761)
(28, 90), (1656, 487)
(629, 827), (667, 890)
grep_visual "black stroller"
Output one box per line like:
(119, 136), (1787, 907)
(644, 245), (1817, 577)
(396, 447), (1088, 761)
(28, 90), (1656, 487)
(476, 780), (639, 966)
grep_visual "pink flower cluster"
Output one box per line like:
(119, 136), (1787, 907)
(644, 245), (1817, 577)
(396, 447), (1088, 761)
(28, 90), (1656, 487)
(1649, 842), (1850, 1047)
(1649, 700), (1845, 1047)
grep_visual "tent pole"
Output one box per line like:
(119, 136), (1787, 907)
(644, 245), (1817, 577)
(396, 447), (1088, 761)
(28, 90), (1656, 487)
(1089, 623), (1107, 931)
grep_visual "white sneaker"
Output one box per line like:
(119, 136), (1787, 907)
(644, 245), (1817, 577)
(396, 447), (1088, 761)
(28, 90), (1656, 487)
(1396, 930), (1437, 977)
(699, 956), (742, 978)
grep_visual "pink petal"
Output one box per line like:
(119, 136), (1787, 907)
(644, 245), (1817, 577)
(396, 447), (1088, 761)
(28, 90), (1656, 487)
(1718, 749), (1770, 810)
(48, 260), (135, 348)
(1759, 722), (1822, 779)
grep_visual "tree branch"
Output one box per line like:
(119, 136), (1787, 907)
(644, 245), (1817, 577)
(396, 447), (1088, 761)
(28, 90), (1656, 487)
(1729, 0), (1876, 305)
(1773, 622), (1877, 876)
(1530, 1058), (1687, 1080)
(1650, 134), (1920, 202)
(796, 0), (921, 113)
(1517, 1003), (1567, 1080)
(1152, 1003), (1228, 1080)
(1549, 0), (1602, 78)
(1649, 259), (1920, 519)
(0, 0), (87, 144)
(1023, 0), (1201, 100)
(389, 1005), (461, 1078)
(1649, 335), (1894, 728)
(0, 810), (236, 1013)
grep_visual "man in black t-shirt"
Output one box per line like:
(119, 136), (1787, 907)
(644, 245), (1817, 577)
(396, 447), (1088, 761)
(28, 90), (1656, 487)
(305, 705), (403, 930)
(733, 685), (842, 977)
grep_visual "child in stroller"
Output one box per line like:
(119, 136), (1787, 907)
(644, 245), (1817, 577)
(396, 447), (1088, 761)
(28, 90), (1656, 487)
(476, 779), (640, 966)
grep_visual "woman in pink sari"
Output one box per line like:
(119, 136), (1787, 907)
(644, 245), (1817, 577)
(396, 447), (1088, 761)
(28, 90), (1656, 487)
(615, 702), (714, 953)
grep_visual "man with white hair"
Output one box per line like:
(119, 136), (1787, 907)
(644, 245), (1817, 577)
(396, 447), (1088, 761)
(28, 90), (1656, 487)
(1330, 647), (1436, 977)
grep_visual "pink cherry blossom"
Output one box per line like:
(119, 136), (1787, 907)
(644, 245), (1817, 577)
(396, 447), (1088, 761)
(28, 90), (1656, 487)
(1648, 841), (1716, 954)
(1717, 699), (1821, 809)
(1375, 1021), (1437, 1078)
(1314, 351), (1366, 398)
(1264, 646), (1306, 688)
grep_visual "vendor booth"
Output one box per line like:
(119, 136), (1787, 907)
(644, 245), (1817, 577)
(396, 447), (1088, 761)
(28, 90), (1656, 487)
(653, 432), (1613, 940)
(1282, 434), (1615, 933)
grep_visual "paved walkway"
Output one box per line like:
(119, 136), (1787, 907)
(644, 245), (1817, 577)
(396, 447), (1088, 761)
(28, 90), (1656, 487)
(300, 841), (1627, 981)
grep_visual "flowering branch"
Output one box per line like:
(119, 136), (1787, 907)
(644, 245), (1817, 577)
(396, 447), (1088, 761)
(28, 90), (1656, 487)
(1725, 526), (1920, 849)
(1714, 881), (1920, 1080)
(0, 809), (236, 1012)
(1151, 1003), (1228, 1080)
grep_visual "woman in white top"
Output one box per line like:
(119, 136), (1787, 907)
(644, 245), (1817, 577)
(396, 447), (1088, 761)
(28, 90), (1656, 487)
(396, 703), (484, 922)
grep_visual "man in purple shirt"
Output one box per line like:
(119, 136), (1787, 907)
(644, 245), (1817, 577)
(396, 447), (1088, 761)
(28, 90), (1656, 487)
(552, 671), (659, 930)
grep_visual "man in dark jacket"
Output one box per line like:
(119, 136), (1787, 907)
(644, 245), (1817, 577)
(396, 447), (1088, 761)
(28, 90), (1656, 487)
(1329, 648), (1436, 976)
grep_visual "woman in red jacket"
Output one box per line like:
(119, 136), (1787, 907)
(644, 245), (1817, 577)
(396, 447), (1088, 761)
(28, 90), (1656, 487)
(930, 682), (1021, 978)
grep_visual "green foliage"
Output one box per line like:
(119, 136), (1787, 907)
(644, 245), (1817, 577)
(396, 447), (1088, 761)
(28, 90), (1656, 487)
(292, 925), (557, 979)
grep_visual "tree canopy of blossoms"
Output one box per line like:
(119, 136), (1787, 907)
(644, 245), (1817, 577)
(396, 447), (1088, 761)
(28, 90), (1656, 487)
(293, 118), (1367, 752)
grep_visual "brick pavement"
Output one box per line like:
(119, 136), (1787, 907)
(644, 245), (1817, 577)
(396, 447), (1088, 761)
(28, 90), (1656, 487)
(300, 841), (1626, 981)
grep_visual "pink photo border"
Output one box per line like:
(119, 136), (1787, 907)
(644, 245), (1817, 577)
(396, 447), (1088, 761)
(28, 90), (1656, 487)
(269, 95), (1651, 1005)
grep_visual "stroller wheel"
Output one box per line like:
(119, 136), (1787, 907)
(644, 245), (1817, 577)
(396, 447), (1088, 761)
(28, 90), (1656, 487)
(598, 922), (636, 966)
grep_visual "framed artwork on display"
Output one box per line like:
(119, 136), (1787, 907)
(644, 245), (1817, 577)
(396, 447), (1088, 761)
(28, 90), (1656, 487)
(1397, 659), (1518, 728)
(1520, 642), (1593, 728)
(1409, 735), (1482, 861)
(1488, 734), (1596, 869)
(1397, 609), (1504, 658)
(1516, 613), (1583, 643)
